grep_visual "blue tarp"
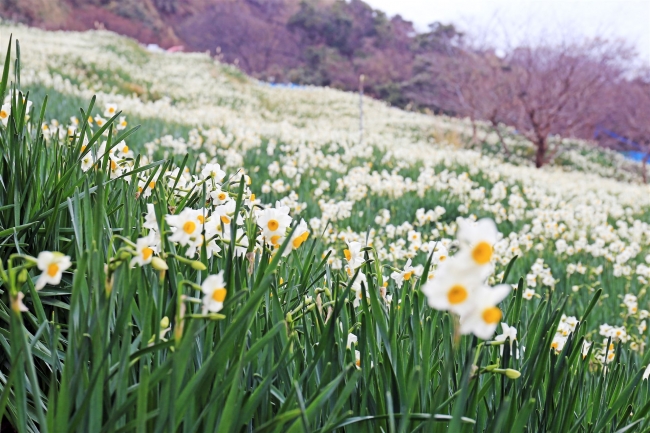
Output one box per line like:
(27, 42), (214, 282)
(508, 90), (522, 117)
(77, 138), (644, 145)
(594, 126), (647, 161)
(260, 82), (307, 89)
(622, 151), (647, 162)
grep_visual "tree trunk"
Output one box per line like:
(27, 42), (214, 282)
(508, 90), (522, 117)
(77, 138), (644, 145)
(492, 124), (511, 159)
(470, 121), (478, 145)
(535, 137), (547, 168)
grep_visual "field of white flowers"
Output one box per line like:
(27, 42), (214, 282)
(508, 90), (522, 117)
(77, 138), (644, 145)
(2, 23), (650, 432)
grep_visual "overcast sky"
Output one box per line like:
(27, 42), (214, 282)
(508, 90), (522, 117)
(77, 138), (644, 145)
(364, 0), (650, 65)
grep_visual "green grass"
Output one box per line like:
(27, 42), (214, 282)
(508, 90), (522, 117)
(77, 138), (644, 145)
(1, 33), (650, 433)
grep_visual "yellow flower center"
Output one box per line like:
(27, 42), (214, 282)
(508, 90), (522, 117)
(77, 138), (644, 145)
(197, 215), (205, 224)
(211, 288), (227, 303)
(551, 341), (559, 350)
(109, 107), (115, 113)
(439, 255), (447, 262)
(447, 285), (468, 304)
(138, 187), (143, 193)
(344, 249), (351, 261)
(403, 271), (413, 281)
(142, 247), (153, 261)
(482, 307), (502, 324)
(122, 145), (129, 153)
(220, 215), (230, 224)
(0, 110), (7, 119)
(472, 242), (493, 265)
(149, 181), (156, 189)
(81, 145), (87, 152)
(267, 219), (279, 231)
(47, 263), (60, 277)
(250, 194), (255, 201)
(271, 235), (282, 246)
(110, 160), (118, 170)
(183, 221), (196, 234)
(292, 232), (309, 249)
(218, 192), (227, 200)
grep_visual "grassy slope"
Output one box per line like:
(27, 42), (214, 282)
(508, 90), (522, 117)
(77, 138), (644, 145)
(5, 20), (650, 321)
(9, 22), (650, 316)
(2, 23), (650, 432)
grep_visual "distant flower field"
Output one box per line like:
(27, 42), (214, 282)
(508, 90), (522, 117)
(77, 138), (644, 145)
(2, 24), (650, 432)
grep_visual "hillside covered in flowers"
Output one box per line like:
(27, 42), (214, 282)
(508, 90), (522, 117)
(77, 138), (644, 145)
(1, 23), (650, 432)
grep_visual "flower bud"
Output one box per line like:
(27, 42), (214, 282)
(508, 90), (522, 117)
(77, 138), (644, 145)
(504, 369), (521, 379)
(160, 316), (170, 329)
(17, 268), (28, 284)
(190, 261), (207, 271)
(151, 257), (169, 271)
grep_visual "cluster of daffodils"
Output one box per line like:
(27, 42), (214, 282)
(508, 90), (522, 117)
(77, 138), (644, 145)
(0, 93), (32, 126)
(596, 341), (617, 365)
(599, 323), (630, 344)
(256, 204), (310, 255)
(33, 102), (131, 176)
(421, 218), (511, 339)
(525, 259), (556, 290)
(550, 315), (579, 353)
(127, 161), (312, 314)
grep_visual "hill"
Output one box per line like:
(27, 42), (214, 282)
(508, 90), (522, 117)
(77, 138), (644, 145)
(0, 0), (463, 109)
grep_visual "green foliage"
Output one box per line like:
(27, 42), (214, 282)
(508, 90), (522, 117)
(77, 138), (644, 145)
(154, 0), (177, 14)
(412, 22), (464, 53)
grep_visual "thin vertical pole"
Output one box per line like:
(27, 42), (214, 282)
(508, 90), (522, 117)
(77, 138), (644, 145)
(359, 74), (365, 146)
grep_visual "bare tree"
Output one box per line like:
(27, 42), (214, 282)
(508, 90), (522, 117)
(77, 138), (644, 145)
(503, 39), (631, 167)
(430, 37), (633, 168)
(429, 49), (516, 154)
